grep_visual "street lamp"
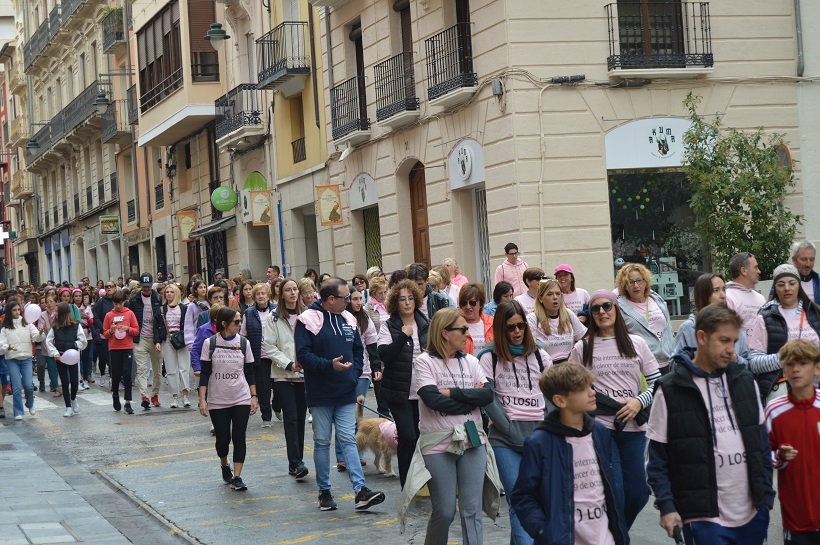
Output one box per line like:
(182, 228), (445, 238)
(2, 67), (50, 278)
(204, 23), (230, 52)
(93, 92), (110, 115)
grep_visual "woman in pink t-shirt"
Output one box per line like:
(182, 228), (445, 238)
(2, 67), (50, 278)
(527, 280), (586, 364)
(413, 307), (494, 545)
(568, 289), (661, 531)
(198, 307), (258, 492)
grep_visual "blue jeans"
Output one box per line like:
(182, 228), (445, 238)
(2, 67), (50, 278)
(609, 429), (647, 529)
(44, 355), (58, 389)
(336, 378), (370, 463)
(311, 403), (365, 493)
(80, 343), (93, 380)
(494, 446), (533, 545)
(684, 505), (769, 545)
(7, 358), (34, 417)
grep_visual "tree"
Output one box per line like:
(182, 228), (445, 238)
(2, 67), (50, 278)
(682, 93), (801, 277)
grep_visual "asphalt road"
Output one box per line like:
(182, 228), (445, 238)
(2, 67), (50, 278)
(4, 376), (783, 545)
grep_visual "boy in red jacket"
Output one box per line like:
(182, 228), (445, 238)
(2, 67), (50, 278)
(103, 290), (140, 414)
(764, 339), (820, 545)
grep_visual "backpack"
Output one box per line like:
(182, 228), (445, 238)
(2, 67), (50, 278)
(207, 334), (248, 360)
(490, 350), (544, 380)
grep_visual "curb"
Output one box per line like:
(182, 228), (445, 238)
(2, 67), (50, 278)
(95, 469), (203, 545)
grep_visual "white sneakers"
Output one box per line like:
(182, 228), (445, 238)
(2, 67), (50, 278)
(183, 395), (191, 408)
(29, 406), (36, 416)
(63, 408), (73, 418)
(71, 399), (79, 414)
(15, 415), (22, 421)
(170, 396), (179, 409)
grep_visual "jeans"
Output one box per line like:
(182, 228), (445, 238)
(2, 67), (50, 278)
(684, 505), (769, 545)
(272, 381), (307, 469)
(80, 343), (93, 380)
(43, 355), (58, 389)
(6, 358), (33, 417)
(493, 446), (533, 545)
(161, 341), (191, 395)
(609, 429), (647, 529)
(336, 378), (370, 462)
(388, 399), (420, 487)
(56, 361), (79, 407)
(311, 403), (365, 493)
(210, 404), (252, 463)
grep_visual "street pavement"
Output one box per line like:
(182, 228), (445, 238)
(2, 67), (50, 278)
(2, 375), (783, 545)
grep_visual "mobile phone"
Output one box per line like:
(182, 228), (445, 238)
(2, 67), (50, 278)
(464, 420), (481, 448)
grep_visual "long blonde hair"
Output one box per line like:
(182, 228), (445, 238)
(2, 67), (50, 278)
(533, 280), (571, 336)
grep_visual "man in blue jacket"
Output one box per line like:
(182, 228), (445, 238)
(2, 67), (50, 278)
(294, 277), (385, 512)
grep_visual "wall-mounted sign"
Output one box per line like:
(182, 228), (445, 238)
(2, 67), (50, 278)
(100, 216), (120, 235)
(316, 184), (343, 226)
(605, 117), (692, 170)
(211, 186), (237, 212)
(776, 144), (792, 171)
(448, 139), (485, 190)
(242, 172), (268, 223)
(348, 173), (378, 211)
(178, 210), (197, 242)
(250, 190), (273, 226)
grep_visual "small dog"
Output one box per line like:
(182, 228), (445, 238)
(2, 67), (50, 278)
(355, 395), (397, 477)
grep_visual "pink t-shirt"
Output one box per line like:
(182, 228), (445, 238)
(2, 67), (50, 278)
(413, 351), (486, 454)
(527, 312), (587, 361)
(647, 378), (764, 527)
(725, 283), (766, 341)
(165, 305), (182, 332)
(802, 280), (814, 302)
(514, 292), (537, 315)
(141, 294), (154, 338)
(568, 335), (659, 432)
(467, 320), (488, 354)
(748, 307), (820, 352)
(479, 349), (551, 421)
(563, 288), (591, 316)
(200, 334), (255, 410)
(566, 434), (616, 545)
(378, 320), (421, 400)
(360, 318), (378, 378)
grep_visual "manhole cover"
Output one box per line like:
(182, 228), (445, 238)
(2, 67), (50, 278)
(0, 443), (17, 451)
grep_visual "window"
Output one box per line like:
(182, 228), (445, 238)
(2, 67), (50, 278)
(138, 1), (183, 112)
(79, 54), (86, 88)
(189, 1), (219, 82)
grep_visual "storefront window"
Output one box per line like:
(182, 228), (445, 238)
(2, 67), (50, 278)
(608, 170), (704, 316)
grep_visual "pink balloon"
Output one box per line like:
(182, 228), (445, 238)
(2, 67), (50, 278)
(114, 329), (127, 339)
(61, 349), (80, 365)
(24, 305), (42, 324)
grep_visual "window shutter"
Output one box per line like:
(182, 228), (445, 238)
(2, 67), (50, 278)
(172, 1), (180, 23)
(188, 1), (214, 53)
(155, 18), (163, 57)
(145, 24), (155, 63)
(138, 32), (146, 66)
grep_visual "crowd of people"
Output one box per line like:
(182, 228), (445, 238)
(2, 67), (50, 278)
(1, 241), (819, 545)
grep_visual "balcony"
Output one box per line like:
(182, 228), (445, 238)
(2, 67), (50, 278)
(48, 5), (61, 43)
(215, 84), (264, 150)
(374, 52), (420, 129)
(330, 76), (370, 145)
(10, 169), (33, 200)
(23, 19), (49, 72)
(425, 23), (478, 109)
(605, 2), (713, 78)
(102, 99), (131, 144)
(9, 62), (25, 93)
(140, 69), (183, 114)
(309, 0), (350, 7)
(9, 115), (29, 148)
(126, 199), (136, 223)
(103, 7), (126, 56)
(256, 22), (310, 96)
(291, 136), (306, 164)
(127, 85), (139, 125)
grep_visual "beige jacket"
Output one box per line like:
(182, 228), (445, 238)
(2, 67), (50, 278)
(262, 309), (304, 380)
(0, 319), (46, 359)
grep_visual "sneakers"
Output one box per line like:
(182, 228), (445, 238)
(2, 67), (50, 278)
(354, 487), (385, 511)
(113, 394), (122, 411)
(99, 377), (106, 387)
(53, 388), (62, 398)
(273, 410), (283, 421)
(141, 396), (151, 410)
(0, 407), (5, 419)
(318, 490), (337, 511)
(307, 411), (313, 423)
(15, 415), (22, 421)
(71, 399), (79, 414)
(82, 380), (89, 390)
(124, 403), (134, 414)
(63, 408), (74, 418)
(170, 396), (178, 409)
(29, 405), (36, 416)
(221, 465), (233, 484)
(183, 395), (191, 408)
(289, 462), (309, 480)
(210, 424), (216, 436)
(230, 477), (247, 491)
(261, 420), (272, 428)
(336, 462), (346, 472)
(151, 395), (161, 407)
(78, 381), (87, 391)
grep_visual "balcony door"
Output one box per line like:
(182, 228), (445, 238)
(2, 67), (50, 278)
(617, 0), (684, 67)
(409, 161), (430, 268)
(395, 0), (415, 98)
(350, 22), (367, 123)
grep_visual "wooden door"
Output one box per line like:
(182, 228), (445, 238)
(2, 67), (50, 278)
(409, 162), (430, 268)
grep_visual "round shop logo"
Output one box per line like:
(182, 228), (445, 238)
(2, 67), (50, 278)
(648, 125), (678, 160)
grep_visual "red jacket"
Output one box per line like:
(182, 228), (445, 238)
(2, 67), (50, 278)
(103, 307), (140, 350)
(465, 314), (494, 356)
(764, 389), (820, 532)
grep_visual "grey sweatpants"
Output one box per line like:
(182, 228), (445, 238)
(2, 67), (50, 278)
(422, 446), (487, 545)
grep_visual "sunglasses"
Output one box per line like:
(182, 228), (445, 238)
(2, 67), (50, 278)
(232, 319), (242, 325)
(334, 294), (351, 302)
(459, 300), (479, 308)
(506, 322), (527, 333)
(105, 285), (115, 289)
(445, 326), (469, 334)
(590, 301), (615, 315)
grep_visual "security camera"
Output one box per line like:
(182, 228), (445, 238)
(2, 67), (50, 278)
(339, 144), (353, 162)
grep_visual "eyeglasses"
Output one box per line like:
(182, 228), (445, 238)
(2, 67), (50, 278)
(445, 326), (469, 334)
(354, 279), (366, 285)
(333, 294), (351, 302)
(590, 302), (615, 315)
(105, 284), (115, 289)
(506, 322), (527, 333)
(232, 319), (242, 325)
(459, 300), (479, 308)
(507, 252), (518, 257)
(628, 278), (645, 287)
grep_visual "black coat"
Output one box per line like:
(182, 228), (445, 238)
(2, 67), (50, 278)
(126, 290), (167, 343)
(377, 310), (429, 404)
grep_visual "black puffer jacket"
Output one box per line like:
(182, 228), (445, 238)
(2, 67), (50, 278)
(377, 310), (429, 404)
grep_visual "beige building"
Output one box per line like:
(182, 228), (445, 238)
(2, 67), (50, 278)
(316, 0), (810, 315)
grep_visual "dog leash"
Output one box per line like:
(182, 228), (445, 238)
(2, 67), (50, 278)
(356, 401), (394, 422)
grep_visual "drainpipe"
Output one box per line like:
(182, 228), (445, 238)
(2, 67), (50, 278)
(537, 85), (549, 269)
(794, 0), (804, 77)
(324, 7), (333, 89)
(308, 4), (320, 129)
(264, 99), (286, 275)
(195, 132), (206, 278)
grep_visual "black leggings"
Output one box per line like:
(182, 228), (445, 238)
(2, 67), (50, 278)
(254, 359), (281, 421)
(109, 349), (133, 401)
(210, 404), (251, 463)
(388, 399), (420, 487)
(272, 381), (307, 468)
(56, 361), (79, 407)
(97, 340), (109, 376)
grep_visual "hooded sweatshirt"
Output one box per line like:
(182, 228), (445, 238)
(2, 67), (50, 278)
(494, 257), (529, 297)
(103, 307), (140, 350)
(725, 281), (766, 342)
(673, 313), (752, 368)
(294, 301), (364, 407)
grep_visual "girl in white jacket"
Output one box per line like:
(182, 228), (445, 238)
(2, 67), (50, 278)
(45, 302), (88, 417)
(0, 301), (45, 420)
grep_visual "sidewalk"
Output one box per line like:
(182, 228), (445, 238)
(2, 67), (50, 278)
(0, 421), (190, 545)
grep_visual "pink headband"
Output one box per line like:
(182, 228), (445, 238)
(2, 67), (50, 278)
(589, 289), (618, 305)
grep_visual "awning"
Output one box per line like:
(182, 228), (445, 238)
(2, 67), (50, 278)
(189, 216), (236, 239)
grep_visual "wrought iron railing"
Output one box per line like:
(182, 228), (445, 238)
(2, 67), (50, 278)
(102, 99), (129, 143)
(330, 76), (369, 140)
(97, 179), (105, 203)
(48, 5), (61, 42)
(215, 83), (263, 140)
(103, 7), (124, 53)
(605, 2), (713, 70)
(256, 22), (311, 88)
(155, 183), (164, 210)
(126, 199), (136, 223)
(425, 22), (477, 101)
(127, 84), (138, 125)
(64, 80), (100, 133)
(62, 0), (84, 22)
(110, 172), (118, 199)
(26, 123), (51, 163)
(291, 136), (306, 164)
(374, 51), (420, 122)
(23, 19), (49, 70)
(140, 68), (183, 113)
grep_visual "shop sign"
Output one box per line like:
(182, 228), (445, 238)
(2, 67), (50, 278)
(100, 215), (120, 235)
(211, 186), (237, 211)
(178, 210), (197, 242)
(349, 173), (377, 211)
(316, 184), (343, 226)
(448, 139), (485, 191)
(605, 117), (692, 170)
(250, 191), (273, 226)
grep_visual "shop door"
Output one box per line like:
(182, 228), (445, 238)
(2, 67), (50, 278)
(363, 206), (382, 269)
(204, 231), (228, 284)
(187, 241), (201, 279)
(156, 235), (167, 275)
(409, 162), (430, 268)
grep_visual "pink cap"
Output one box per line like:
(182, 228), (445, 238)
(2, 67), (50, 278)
(99, 289), (106, 298)
(554, 264), (574, 276)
